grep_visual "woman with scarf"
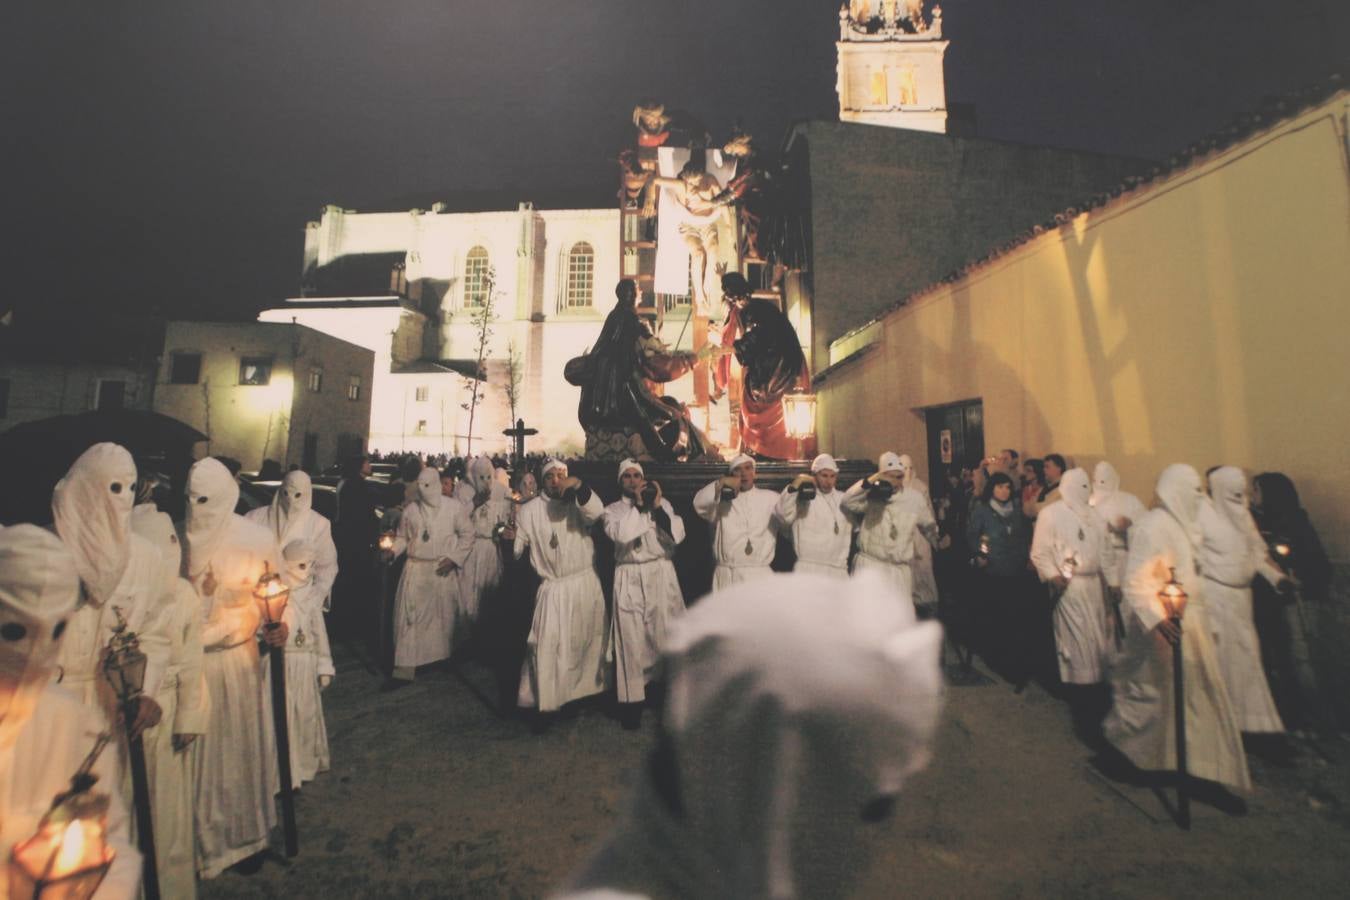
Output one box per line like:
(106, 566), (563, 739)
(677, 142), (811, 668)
(383, 467), (474, 684)
(1103, 464), (1250, 806)
(182, 457), (284, 877)
(966, 471), (1034, 685)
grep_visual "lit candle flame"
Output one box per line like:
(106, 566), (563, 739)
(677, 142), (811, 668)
(54, 820), (86, 875)
(1273, 543), (1290, 557)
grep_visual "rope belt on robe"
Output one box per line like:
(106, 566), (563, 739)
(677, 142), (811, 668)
(1203, 573), (1254, 590)
(856, 552), (912, 568)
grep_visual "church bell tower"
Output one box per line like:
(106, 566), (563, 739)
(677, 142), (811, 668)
(836, 1), (948, 134)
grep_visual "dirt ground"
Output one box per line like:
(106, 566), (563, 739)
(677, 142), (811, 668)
(198, 637), (1350, 900)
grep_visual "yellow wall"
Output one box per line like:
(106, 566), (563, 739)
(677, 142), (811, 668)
(820, 95), (1350, 560)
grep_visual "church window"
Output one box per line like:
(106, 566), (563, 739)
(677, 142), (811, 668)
(897, 67), (917, 106)
(170, 352), (202, 385)
(869, 69), (888, 106)
(564, 242), (594, 309)
(463, 246), (491, 308)
(414, 419), (428, 435)
(347, 375), (362, 401)
(415, 385), (429, 402)
(239, 356), (273, 386)
(308, 369), (323, 393)
(0, 379), (9, 419)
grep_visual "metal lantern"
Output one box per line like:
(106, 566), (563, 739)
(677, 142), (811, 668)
(781, 390), (818, 440)
(9, 742), (115, 900)
(377, 532), (396, 553)
(1268, 536), (1294, 575)
(1158, 565), (1191, 829)
(253, 562), (291, 628)
(1158, 566), (1189, 619)
(100, 607), (146, 705)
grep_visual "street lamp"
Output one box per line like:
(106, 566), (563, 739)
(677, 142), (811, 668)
(9, 736), (115, 900)
(100, 608), (159, 899)
(253, 563), (299, 857)
(1159, 566), (1190, 830)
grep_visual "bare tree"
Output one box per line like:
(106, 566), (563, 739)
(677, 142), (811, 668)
(501, 339), (523, 427)
(461, 266), (496, 456)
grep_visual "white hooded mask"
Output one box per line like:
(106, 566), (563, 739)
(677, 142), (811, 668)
(51, 442), (138, 606)
(1207, 466), (1265, 550)
(566, 570), (944, 899)
(898, 453), (916, 490)
(129, 505), (183, 595)
(282, 538), (316, 589)
(415, 467), (442, 512)
(1060, 467), (1093, 521)
(468, 456), (496, 497)
(265, 470), (313, 548)
(0, 525), (80, 749)
(1156, 464), (1206, 549)
(185, 458), (241, 578)
(1091, 461), (1122, 507)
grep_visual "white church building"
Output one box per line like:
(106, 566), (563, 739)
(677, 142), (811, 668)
(261, 201), (621, 457)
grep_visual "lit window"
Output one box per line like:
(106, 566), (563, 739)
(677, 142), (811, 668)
(169, 353), (202, 385)
(347, 375), (362, 401)
(869, 69), (888, 106)
(463, 246), (490, 308)
(308, 369), (323, 393)
(564, 242), (594, 309)
(415, 385), (429, 402)
(896, 67), (917, 106)
(414, 420), (428, 435)
(239, 357), (273, 386)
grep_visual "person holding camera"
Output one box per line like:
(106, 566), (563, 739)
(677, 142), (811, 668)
(776, 453), (852, 577)
(842, 452), (938, 609)
(603, 459), (687, 728)
(693, 453), (782, 589)
(513, 459), (608, 723)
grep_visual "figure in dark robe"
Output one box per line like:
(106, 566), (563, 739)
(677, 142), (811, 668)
(566, 280), (711, 462)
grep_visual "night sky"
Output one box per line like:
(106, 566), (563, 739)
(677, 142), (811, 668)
(6, 0), (1345, 322)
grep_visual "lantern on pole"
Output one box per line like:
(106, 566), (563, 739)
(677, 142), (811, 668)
(781, 389), (817, 460)
(9, 735), (116, 900)
(1158, 566), (1190, 830)
(376, 533), (396, 674)
(254, 563), (299, 857)
(100, 608), (160, 899)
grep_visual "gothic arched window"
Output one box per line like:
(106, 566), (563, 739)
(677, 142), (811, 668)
(564, 242), (594, 310)
(463, 246), (490, 308)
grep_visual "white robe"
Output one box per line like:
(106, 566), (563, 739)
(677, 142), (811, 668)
(390, 498), (474, 668)
(140, 577), (206, 900)
(454, 481), (512, 624)
(842, 481), (936, 606)
(1198, 500), (1285, 733)
(776, 486), (851, 576)
(514, 491), (608, 712)
(1103, 509), (1250, 791)
(189, 516), (281, 879)
(692, 481), (780, 589)
(604, 497), (687, 703)
(245, 504), (338, 611)
(907, 479), (940, 609)
(0, 684), (142, 900)
(1030, 500), (1116, 684)
(263, 579), (334, 787)
(1092, 489), (1147, 588)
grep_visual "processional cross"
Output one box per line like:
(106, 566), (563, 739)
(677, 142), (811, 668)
(502, 418), (539, 463)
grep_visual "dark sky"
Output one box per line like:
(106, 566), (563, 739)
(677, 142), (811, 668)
(5, 0), (1345, 321)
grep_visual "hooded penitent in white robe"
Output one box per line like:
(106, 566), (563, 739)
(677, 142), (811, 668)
(842, 458), (937, 606)
(264, 539), (334, 788)
(899, 454), (940, 609)
(776, 478), (851, 578)
(692, 477), (780, 590)
(1030, 468), (1117, 684)
(182, 458), (281, 879)
(245, 470), (338, 611)
(557, 570), (945, 900)
(390, 468), (474, 669)
(514, 482), (608, 712)
(129, 506), (207, 900)
(0, 525), (142, 900)
(1198, 467), (1284, 733)
(604, 485), (687, 704)
(453, 456), (513, 626)
(1090, 461), (1148, 588)
(1103, 465), (1250, 791)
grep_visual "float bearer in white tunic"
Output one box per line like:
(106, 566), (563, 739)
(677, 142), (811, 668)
(385, 467), (474, 681)
(693, 453), (781, 589)
(245, 469), (338, 611)
(515, 459), (609, 713)
(0, 525), (142, 900)
(1199, 466), (1285, 734)
(777, 453), (851, 577)
(843, 452), (937, 607)
(1103, 464), (1250, 793)
(604, 459), (686, 715)
(1030, 467), (1117, 685)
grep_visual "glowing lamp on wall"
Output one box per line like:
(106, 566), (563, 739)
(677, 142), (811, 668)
(781, 390), (818, 440)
